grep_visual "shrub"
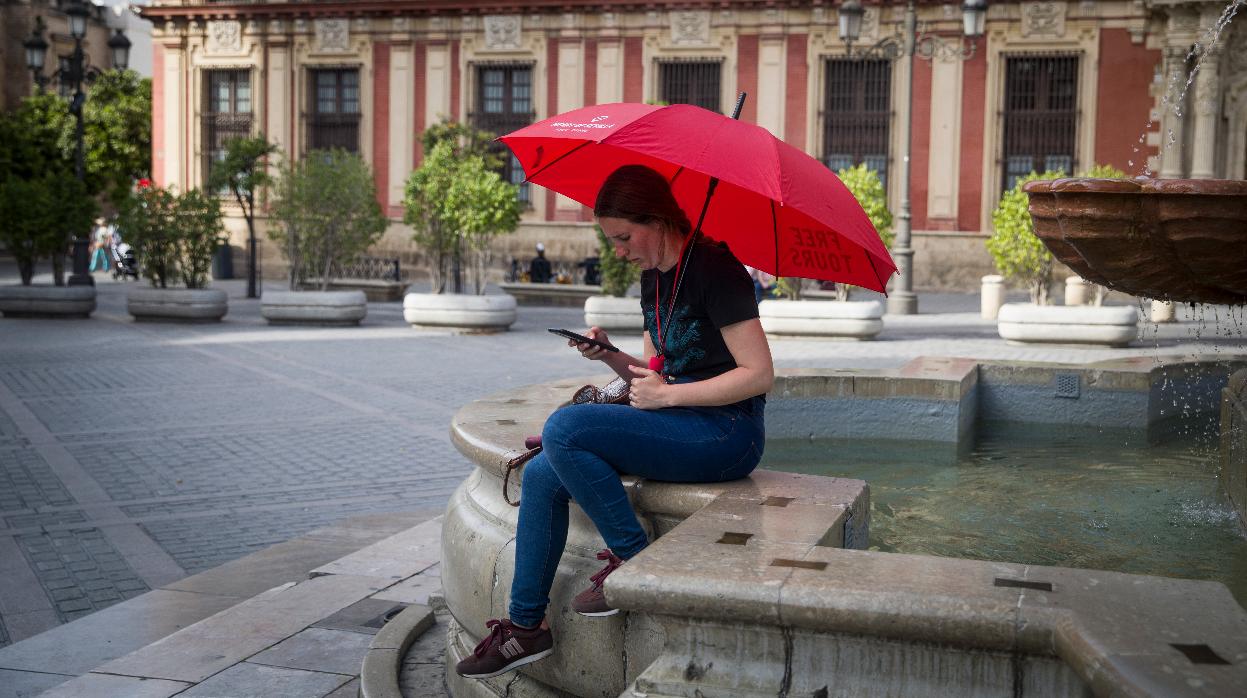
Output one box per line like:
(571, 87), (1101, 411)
(175, 189), (224, 289)
(117, 183), (179, 288)
(595, 226), (641, 297)
(270, 149), (389, 291)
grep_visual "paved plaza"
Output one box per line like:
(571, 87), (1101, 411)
(1, 258), (1245, 696)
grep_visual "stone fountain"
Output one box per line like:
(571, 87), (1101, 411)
(1025, 177), (1247, 305)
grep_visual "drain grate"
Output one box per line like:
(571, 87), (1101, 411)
(716, 532), (753, 545)
(770, 558), (827, 571)
(1171, 643), (1230, 665)
(1054, 373), (1080, 399)
(994, 577), (1053, 592)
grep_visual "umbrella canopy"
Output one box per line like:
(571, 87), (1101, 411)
(499, 102), (896, 293)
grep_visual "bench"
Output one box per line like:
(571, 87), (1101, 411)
(298, 256), (405, 302)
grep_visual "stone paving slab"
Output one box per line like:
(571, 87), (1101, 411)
(249, 627), (374, 676)
(33, 673), (191, 698)
(96, 574), (387, 683)
(0, 589), (240, 676)
(310, 517), (442, 581)
(0, 667), (70, 698)
(177, 661), (352, 698)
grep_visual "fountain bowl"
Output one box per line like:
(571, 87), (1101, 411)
(1024, 177), (1247, 305)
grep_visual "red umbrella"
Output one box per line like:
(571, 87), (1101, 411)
(499, 101), (896, 293)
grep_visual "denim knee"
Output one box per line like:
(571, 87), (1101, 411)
(540, 404), (594, 451)
(520, 455), (567, 502)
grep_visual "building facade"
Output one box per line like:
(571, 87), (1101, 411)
(139, 0), (1246, 291)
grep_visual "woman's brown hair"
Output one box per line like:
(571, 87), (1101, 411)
(593, 165), (692, 236)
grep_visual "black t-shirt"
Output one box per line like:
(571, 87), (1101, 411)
(640, 238), (758, 381)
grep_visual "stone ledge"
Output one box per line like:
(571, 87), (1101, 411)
(260, 290), (367, 326)
(500, 282), (602, 308)
(359, 604), (436, 698)
(127, 287), (228, 322)
(0, 284), (96, 318)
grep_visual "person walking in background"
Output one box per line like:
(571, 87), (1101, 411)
(528, 242), (553, 283)
(745, 264), (775, 303)
(88, 218), (112, 273)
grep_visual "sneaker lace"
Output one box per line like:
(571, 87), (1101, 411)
(472, 618), (512, 658)
(588, 549), (624, 591)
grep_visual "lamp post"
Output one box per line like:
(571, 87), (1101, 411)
(22, 2), (131, 287)
(839, 0), (986, 315)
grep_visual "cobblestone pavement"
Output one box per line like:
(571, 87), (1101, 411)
(1, 260), (1244, 650)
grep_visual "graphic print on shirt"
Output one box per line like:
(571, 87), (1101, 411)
(644, 303), (706, 377)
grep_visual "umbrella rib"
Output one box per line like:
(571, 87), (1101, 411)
(521, 141), (592, 184)
(770, 199), (779, 278)
(864, 252), (887, 296)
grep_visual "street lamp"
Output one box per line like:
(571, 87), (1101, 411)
(22, 1), (131, 287)
(839, 0), (987, 315)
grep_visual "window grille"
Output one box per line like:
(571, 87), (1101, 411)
(822, 58), (891, 188)
(203, 70), (252, 190)
(657, 60), (722, 113)
(308, 69), (360, 153)
(1001, 55), (1079, 191)
(469, 65), (535, 206)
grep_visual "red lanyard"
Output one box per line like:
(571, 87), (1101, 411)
(651, 234), (695, 373)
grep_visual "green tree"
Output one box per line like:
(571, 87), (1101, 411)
(595, 225), (640, 297)
(0, 97), (95, 285)
(404, 139), (521, 294)
(207, 135), (279, 298)
(175, 189), (225, 289)
(270, 149), (389, 291)
(775, 164), (892, 301)
(421, 119), (505, 169)
(117, 184), (179, 288)
(988, 170), (1066, 305)
(79, 70), (152, 209)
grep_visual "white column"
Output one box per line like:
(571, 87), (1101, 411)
(160, 43), (185, 191)
(1158, 45), (1187, 178)
(556, 40), (584, 212)
(596, 40), (624, 104)
(266, 44), (291, 153)
(926, 56), (963, 220)
(389, 43), (414, 208)
(1189, 47), (1221, 179)
(425, 43), (451, 128)
(756, 38), (785, 137)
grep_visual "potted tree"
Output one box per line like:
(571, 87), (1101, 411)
(0, 97), (97, 318)
(583, 225), (643, 332)
(263, 148), (387, 326)
(759, 163), (888, 339)
(402, 130), (522, 332)
(118, 183), (229, 322)
(207, 135), (278, 299)
(990, 169), (1139, 346)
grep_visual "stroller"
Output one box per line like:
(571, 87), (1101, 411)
(109, 233), (139, 280)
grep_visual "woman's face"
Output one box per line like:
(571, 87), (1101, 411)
(598, 216), (670, 271)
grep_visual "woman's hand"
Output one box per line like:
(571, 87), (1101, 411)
(570, 326), (613, 361)
(626, 365), (671, 410)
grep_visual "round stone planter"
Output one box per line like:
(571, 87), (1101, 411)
(403, 292), (516, 332)
(127, 287), (228, 322)
(758, 298), (884, 339)
(0, 285), (95, 318)
(583, 295), (644, 333)
(260, 290), (367, 326)
(997, 303), (1140, 346)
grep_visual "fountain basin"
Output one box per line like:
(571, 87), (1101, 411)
(1025, 177), (1247, 305)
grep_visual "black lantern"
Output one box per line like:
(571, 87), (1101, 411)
(108, 29), (132, 70)
(66, 0), (89, 40)
(838, 0), (865, 45)
(963, 0), (988, 38)
(22, 19), (48, 75)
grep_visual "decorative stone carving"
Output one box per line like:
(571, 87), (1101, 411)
(670, 10), (710, 45)
(315, 19), (350, 52)
(563, 13), (577, 29)
(206, 20), (242, 54)
(459, 16), (473, 30)
(268, 19), (284, 34)
(602, 12), (617, 28)
(1021, 2), (1065, 38)
(861, 6), (880, 40)
(484, 16), (521, 50)
(1194, 49), (1222, 117)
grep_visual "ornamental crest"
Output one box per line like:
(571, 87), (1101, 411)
(314, 19), (350, 52)
(485, 16), (522, 50)
(206, 20), (242, 54)
(670, 11), (710, 46)
(1021, 2), (1065, 38)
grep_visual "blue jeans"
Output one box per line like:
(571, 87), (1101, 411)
(507, 395), (765, 627)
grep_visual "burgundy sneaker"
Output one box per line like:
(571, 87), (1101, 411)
(571, 549), (624, 617)
(455, 618), (554, 679)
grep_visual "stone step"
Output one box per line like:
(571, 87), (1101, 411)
(0, 513), (444, 698)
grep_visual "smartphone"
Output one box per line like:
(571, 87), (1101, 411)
(548, 328), (620, 353)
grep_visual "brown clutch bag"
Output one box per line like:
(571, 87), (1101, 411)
(501, 378), (631, 506)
